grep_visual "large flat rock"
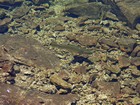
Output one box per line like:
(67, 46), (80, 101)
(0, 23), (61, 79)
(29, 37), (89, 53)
(0, 35), (60, 70)
(0, 83), (79, 105)
(102, 0), (140, 28)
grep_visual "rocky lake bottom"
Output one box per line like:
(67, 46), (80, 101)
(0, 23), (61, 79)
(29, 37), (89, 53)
(0, 0), (140, 105)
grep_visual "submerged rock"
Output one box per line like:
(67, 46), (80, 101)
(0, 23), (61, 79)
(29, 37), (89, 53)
(65, 2), (110, 19)
(92, 81), (121, 97)
(0, 35), (60, 70)
(0, 18), (12, 33)
(11, 5), (30, 19)
(116, 0), (140, 28)
(118, 55), (131, 68)
(131, 45), (140, 57)
(102, 0), (140, 28)
(0, 83), (79, 105)
(117, 37), (136, 53)
(136, 83), (140, 94)
(50, 73), (72, 89)
(131, 57), (140, 66)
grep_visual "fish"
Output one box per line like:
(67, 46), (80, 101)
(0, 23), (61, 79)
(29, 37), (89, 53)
(50, 42), (93, 54)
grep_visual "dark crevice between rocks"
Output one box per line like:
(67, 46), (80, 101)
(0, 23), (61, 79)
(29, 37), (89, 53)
(33, 7), (46, 11)
(9, 69), (16, 77)
(126, 44), (137, 56)
(109, 79), (118, 82)
(132, 74), (140, 78)
(6, 65), (16, 84)
(71, 103), (77, 105)
(137, 66), (140, 70)
(0, 25), (8, 34)
(0, 4), (11, 9)
(71, 55), (93, 64)
(7, 79), (15, 84)
(66, 13), (79, 18)
(55, 85), (71, 94)
(89, 0), (102, 2)
(134, 17), (140, 27)
(120, 66), (129, 71)
(36, 25), (41, 31)
(7, 67), (16, 84)
(108, 70), (121, 77)
(116, 72), (121, 77)
(0, 2), (22, 10)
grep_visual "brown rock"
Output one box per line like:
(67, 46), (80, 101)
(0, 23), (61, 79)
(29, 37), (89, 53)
(104, 64), (121, 74)
(101, 44), (111, 50)
(136, 82), (140, 94)
(131, 57), (140, 66)
(69, 74), (82, 84)
(73, 65), (87, 74)
(117, 38), (136, 52)
(87, 25), (101, 31)
(53, 25), (65, 31)
(88, 73), (98, 83)
(136, 23), (140, 31)
(0, 18), (11, 26)
(0, 35), (60, 70)
(0, 61), (13, 73)
(137, 52), (140, 57)
(57, 88), (68, 94)
(131, 45), (140, 57)
(77, 36), (98, 46)
(65, 2), (110, 19)
(99, 38), (118, 48)
(50, 74), (72, 89)
(92, 81), (121, 97)
(89, 52), (107, 62)
(131, 68), (140, 76)
(11, 5), (30, 19)
(118, 55), (131, 68)
(102, 0), (140, 28)
(0, 83), (79, 105)
(121, 86), (136, 94)
(116, 0), (140, 28)
(58, 70), (70, 80)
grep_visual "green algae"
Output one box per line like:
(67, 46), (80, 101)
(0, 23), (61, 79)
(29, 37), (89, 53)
(50, 42), (93, 54)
